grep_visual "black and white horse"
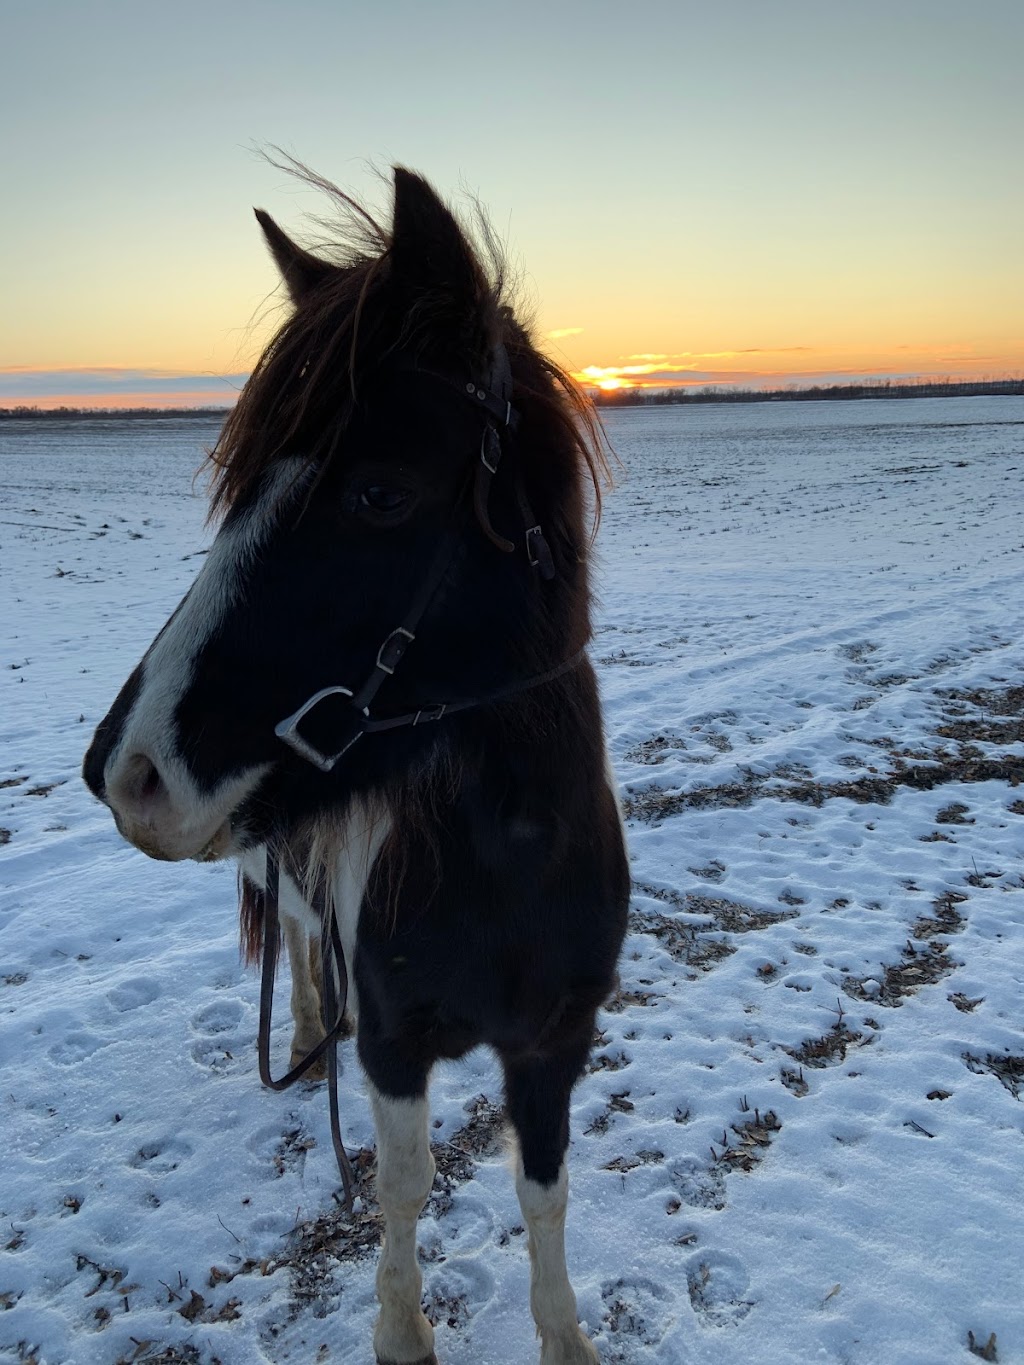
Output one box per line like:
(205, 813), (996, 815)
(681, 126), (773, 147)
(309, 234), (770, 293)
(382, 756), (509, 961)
(84, 165), (629, 1365)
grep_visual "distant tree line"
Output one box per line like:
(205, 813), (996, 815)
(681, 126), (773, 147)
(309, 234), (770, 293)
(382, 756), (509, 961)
(591, 377), (1024, 406)
(0, 405), (231, 421)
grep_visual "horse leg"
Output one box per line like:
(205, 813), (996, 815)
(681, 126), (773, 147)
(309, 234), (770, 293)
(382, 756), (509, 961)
(503, 1047), (599, 1365)
(369, 1085), (438, 1365)
(280, 912), (326, 1079)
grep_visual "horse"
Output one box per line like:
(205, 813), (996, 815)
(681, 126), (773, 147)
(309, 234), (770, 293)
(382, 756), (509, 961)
(83, 163), (629, 1365)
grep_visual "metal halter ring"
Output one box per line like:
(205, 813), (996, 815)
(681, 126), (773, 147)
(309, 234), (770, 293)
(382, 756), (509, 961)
(274, 686), (364, 773)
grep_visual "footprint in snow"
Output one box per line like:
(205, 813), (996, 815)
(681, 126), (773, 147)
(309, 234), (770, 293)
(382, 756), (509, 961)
(599, 1276), (674, 1357)
(429, 1195), (496, 1256)
(423, 1256), (496, 1329)
(191, 998), (245, 1034)
(128, 1138), (193, 1173)
(191, 1038), (242, 1073)
(686, 1250), (755, 1328)
(48, 1031), (109, 1066)
(106, 977), (159, 1012)
(670, 1157), (727, 1211)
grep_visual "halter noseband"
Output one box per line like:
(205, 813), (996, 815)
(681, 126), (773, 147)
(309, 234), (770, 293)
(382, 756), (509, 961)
(273, 346), (568, 774)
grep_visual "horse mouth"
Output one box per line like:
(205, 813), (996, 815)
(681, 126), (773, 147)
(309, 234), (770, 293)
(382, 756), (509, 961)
(192, 819), (234, 863)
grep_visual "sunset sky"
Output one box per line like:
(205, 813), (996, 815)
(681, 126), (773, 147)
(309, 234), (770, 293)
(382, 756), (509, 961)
(3, 0), (1022, 406)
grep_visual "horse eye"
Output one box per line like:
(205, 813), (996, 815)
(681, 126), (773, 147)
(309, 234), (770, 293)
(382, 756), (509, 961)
(358, 484), (413, 516)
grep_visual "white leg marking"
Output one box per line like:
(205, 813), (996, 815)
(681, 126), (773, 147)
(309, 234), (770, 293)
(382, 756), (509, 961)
(516, 1160), (599, 1365)
(370, 1087), (437, 1365)
(280, 914), (324, 1069)
(327, 800), (391, 1027)
(239, 801), (390, 1052)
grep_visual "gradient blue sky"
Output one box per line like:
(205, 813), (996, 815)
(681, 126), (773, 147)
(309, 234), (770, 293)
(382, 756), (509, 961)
(3, 0), (1022, 403)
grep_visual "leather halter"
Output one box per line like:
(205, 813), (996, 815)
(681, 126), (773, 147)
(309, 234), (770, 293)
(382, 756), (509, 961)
(273, 345), (561, 774)
(257, 346), (582, 1211)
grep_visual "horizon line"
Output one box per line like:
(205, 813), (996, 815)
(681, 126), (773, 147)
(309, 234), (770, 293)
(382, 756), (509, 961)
(4, 376), (1023, 418)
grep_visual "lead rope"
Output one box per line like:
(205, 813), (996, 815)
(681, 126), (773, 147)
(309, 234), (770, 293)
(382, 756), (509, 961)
(257, 847), (357, 1214)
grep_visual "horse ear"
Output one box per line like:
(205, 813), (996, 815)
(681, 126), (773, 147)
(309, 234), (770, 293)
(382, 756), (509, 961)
(254, 208), (336, 303)
(389, 168), (483, 306)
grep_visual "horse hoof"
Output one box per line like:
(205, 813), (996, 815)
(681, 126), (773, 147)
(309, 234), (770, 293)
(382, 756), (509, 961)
(290, 1050), (328, 1082)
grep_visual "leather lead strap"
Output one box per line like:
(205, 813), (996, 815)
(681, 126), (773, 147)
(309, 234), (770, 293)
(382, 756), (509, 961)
(257, 847), (357, 1214)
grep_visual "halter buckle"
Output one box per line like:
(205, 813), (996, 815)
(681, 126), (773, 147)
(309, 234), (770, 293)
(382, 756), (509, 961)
(525, 525), (556, 581)
(480, 425), (502, 475)
(376, 627), (415, 676)
(274, 686), (364, 772)
(412, 703), (447, 726)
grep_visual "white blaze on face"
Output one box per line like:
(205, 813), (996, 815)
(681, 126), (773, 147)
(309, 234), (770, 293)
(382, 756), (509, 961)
(101, 457), (310, 862)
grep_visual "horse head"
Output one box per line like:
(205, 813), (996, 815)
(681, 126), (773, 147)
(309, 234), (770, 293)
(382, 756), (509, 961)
(83, 167), (603, 865)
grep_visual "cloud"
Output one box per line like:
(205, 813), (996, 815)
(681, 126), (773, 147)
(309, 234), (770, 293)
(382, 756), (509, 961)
(545, 327), (584, 340)
(0, 367), (247, 403)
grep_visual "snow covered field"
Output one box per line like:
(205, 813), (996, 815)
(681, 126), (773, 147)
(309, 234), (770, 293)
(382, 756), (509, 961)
(2, 397), (1022, 1365)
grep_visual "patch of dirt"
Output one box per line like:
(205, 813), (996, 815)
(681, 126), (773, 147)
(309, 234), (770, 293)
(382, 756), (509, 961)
(210, 1147), (384, 1318)
(0, 776), (28, 789)
(839, 642), (879, 663)
(936, 683), (1024, 745)
(787, 1005), (865, 1069)
(0, 829), (11, 846)
(967, 1329), (1000, 1360)
(585, 1091), (634, 1135)
(114, 1345), (212, 1365)
(446, 1093), (506, 1159)
(912, 892), (968, 939)
(963, 1052), (1024, 1100)
(689, 859), (726, 882)
(630, 880), (798, 980)
(429, 1095), (505, 1217)
(780, 1066), (809, 1096)
(634, 881), (797, 935)
(630, 908), (735, 973)
(845, 893), (966, 1008)
(949, 993), (984, 1013)
(624, 735), (688, 765)
(603, 1149), (664, 1174)
(589, 1048), (633, 1074)
(424, 1285), (470, 1331)
(936, 802), (973, 825)
(625, 751), (1024, 822)
(24, 780), (67, 797)
(605, 985), (659, 1012)
(710, 1107), (781, 1173)
(269, 1125), (314, 1176)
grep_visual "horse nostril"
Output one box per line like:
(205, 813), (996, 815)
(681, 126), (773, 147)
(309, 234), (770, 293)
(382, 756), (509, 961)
(112, 751), (170, 818)
(139, 759), (162, 802)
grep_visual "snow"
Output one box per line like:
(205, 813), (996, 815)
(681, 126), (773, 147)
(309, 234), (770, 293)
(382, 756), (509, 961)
(2, 397), (1023, 1364)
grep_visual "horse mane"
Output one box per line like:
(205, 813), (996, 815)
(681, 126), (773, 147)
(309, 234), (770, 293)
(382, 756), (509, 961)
(204, 159), (612, 529)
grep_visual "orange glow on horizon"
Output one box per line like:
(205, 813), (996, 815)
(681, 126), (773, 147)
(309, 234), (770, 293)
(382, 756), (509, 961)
(567, 344), (1024, 395)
